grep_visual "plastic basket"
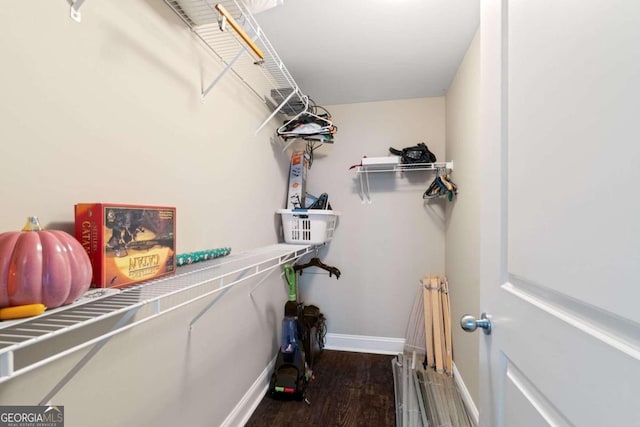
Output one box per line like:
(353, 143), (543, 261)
(277, 209), (341, 245)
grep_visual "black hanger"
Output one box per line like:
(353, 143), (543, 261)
(294, 257), (341, 279)
(423, 168), (458, 201)
(423, 175), (446, 199)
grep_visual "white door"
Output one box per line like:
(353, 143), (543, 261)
(477, 0), (640, 425)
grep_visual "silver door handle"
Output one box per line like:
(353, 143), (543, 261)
(460, 312), (492, 335)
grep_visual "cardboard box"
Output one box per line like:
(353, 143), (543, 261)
(286, 151), (309, 209)
(75, 203), (176, 288)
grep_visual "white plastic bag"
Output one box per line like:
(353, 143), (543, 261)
(244, 0), (284, 14)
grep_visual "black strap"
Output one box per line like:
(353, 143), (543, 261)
(389, 146), (403, 156)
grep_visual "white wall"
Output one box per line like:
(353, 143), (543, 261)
(0, 1), (294, 425)
(445, 32), (481, 404)
(297, 98), (446, 341)
(0, 1), (288, 249)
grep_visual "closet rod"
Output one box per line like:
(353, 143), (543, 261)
(215, 3), (264, 60)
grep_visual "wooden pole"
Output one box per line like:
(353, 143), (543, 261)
(441, 276), (453, 374)
(422, 276), (434, 368)
(215, 4), (265, 60)
(430, 276), (444, 372)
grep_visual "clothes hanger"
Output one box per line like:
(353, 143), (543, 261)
(293, 257), (341, 279)
(423, 171), (448, 199)
(277, 98), (310, 152)
(278, 113), (334, 136)
(423, 168), (458, 200)
(439, 169), (458, 199)
(423, 175), (444, 199)
(438, 168), (454, 192)
(278, 100), (337, 152)
(277, 99), (334, 136)
(277, 96), (311, 134)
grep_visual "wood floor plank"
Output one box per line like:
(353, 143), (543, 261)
(246, 350), (396, 427)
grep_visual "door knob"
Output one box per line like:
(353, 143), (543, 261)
(460, 312), (492, 335)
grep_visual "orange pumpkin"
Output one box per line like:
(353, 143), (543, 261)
(0, 217), (92, 309)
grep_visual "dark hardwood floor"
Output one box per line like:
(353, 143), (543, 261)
(245, 350), (396, 427)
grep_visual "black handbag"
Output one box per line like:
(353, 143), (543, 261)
(389, 142), (437, 164)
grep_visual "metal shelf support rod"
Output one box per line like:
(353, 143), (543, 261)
(249, 250), (309, 297)
(189, 269), (250, 329)
(189, 245), (312, 327)
(202, 48), (246, 99)
(255, 88), (298, 135)
(361, 170), (372, 204)
(249, 267), (279, 298)
(39, 306), (141, 406)
(0, 351), (13, 378)
(70, 0), (86, 23)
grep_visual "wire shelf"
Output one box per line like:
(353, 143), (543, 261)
(354, 161), (454, 203)
(355, 162), (454, 174)
(164, 0), (308, 133)
(0, 244), (313, 384)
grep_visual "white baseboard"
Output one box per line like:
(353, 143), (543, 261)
(324, 333), (405, 355)
(221, 356), (276, 427)
(453, 363), (479, 426)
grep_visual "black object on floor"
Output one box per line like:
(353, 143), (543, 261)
(247, 350), (396, 427)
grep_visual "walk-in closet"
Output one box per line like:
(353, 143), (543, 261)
(0, 1), (638, 426)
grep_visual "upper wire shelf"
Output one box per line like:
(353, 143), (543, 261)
(164, 0), (308, 133)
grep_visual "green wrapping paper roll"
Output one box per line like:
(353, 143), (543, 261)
(176, 248), (231, 267)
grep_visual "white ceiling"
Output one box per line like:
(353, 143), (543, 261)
(253, 0), (480, 106)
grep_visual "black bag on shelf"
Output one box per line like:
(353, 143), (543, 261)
(389, 142), (437, 164)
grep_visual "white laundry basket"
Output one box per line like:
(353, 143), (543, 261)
(277, 209), (341, 245)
